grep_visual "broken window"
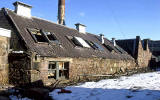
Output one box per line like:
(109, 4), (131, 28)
(48, 62), (56, 79)
(28, 29), (48, 42)
(48, 61), (69, 80)
(43, 31), (57, 42)
(28, 28), (59, 43)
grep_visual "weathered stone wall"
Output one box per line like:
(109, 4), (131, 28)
(69, 58), (136, 81)
(0, 36), (10, 85)
(8, 53), (31, 85)
(30, 57), (136, 85)
(136, 38), (152, 68)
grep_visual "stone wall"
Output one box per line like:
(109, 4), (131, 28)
(8, 53), (31, 85)
(30, 57), (136, 85)
(69, 58), (136, 81)
(135, 37), (152, 67)
(0, 36), (10, 85)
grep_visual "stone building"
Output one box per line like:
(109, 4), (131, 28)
(0, 28), (11, 85)
(0, 1), (150, 85)
(116, 36), (152, 68)
(148, 40), (160, 61)
(147, 40), (160, 67)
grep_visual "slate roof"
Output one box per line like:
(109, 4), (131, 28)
(116, 39), (136, 57)
(0, 8), (134, 60)
(148, 40), (160, 56)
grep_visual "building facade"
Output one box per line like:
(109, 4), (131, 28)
(0, 1), (151, 85)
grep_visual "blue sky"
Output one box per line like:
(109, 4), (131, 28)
(0, 0), (160, 40)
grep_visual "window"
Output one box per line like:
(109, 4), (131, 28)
(103, 44), (114, 52)
(28, 28), (58, 43)
(28, 29), (47, 42)
(115, 46), (124, 54)
(86, 40), (104, 51)
(66, 36), (90, 48)
(48, 61), (69, 80)
(48, 62), (56, 79)
(73, 37), (90, 48)
(44, 31), (57, 42)
(93, 43), (104, 51)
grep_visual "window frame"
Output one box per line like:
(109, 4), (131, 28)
(27, 28), (48, 43)
(48, 61), (69, 80)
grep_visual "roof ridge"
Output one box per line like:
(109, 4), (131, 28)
(116, 38), (135, 41)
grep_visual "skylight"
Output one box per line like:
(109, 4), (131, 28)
(44, 31), (57, 41)
(74, 37), (90, 48)
(94, 43), (104, 51)
(28, 29), (47, 42)
(86, 40), (104, 51)
(103, 44), (114, 52)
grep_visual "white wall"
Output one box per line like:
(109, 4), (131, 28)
(0, 28), (11, 37)
(78, 25), (86, 34)
(16, 4), (31, 18)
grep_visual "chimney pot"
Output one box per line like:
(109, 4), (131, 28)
(13, 1), (32, 18)
(75, 23), (86, 34)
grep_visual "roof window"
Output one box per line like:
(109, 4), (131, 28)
(28, 28), (58, 43)
(73, 36), (90, 48)
(115, 46), (124, 54)
(103, 44), (114, 52)
(43, 31), (57, 42)
(28, 29), (47, 42)
(86, 40), (104, 51)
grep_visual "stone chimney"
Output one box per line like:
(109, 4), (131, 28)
(13, 1), (32, 18)
(112, 38), (116, 46)
(75, 23), (86, 34)
(143, 39), (149, 50)
(58, 0), (65, 25)
(99, 34), (104, 44)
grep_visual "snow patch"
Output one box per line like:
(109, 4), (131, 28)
(50, 72), (160, 100)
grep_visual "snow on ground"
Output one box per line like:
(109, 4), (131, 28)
(50, 72), (160, 100)
(10, 95), (31, 100)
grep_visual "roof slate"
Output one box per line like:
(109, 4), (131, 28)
(1, 9), (134, 60)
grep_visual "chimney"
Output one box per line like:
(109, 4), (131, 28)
(143, 39), (149, 50)
(58, 0), (65, 25)
(112, 38), (116, 46)
(99, 34), (104, 44)
(75, 23), (86, 34)
(13, 1), (32, 18)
